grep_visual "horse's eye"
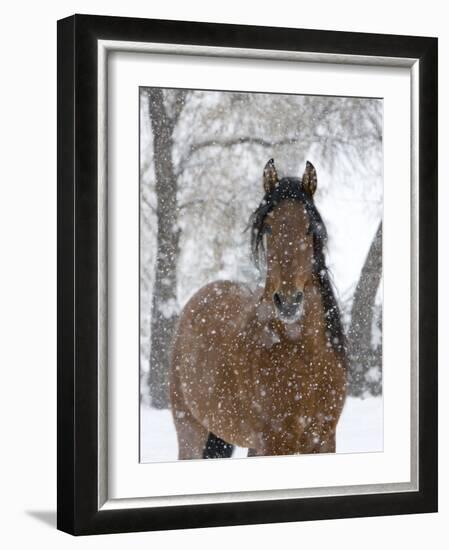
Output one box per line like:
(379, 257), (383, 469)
(263, 225), (272, 235)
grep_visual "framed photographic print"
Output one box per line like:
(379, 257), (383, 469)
(57, 14), (437, 535)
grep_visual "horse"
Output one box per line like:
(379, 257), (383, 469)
(169, 159), (347, 459)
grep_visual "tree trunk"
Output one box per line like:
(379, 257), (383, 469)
(147, 89), (182, 409)
(347, 222), (383, 397)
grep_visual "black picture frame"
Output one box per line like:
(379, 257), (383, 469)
(57, 14), (438, 535)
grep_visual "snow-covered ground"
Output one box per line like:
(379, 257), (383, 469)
(140, 396), (383, 463)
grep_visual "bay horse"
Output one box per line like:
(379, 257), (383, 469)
(170, 160), (347, 459)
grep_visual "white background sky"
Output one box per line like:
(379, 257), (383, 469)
(0, 0), (446, 548)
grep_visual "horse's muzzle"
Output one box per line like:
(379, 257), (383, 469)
(273, 291), (304, 323)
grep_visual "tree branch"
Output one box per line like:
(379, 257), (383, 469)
(187, 135), (301, 156)
(175, 136), (304, 177)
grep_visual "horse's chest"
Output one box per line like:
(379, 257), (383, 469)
(251, 348), (343, 415)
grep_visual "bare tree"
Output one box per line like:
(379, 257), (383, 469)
(147, 88), (186, 408)
(347, 222), (383, 396)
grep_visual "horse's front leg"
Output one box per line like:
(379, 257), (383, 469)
(170, 361), (209, 460)
(298, 422), (337, 454)
(172, 405), (210, 460)
(248, 429), (305, 457)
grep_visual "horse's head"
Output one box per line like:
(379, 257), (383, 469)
(251, 159), (326, 324)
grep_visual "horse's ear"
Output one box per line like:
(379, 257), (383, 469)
(302, 161), (317, 197)
(263, 158), (279, 193)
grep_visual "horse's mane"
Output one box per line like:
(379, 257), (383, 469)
(249, 177), (347, 358)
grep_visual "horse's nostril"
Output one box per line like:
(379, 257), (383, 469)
(273, 292), (282, 308)
(274, 292), (303, 310)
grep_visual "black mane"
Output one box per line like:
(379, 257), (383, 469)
(249, 177), (347, 358)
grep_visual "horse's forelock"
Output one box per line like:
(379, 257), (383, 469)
(250, 177), (326, 266)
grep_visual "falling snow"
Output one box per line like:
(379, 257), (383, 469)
(140, 88), (384, 461)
